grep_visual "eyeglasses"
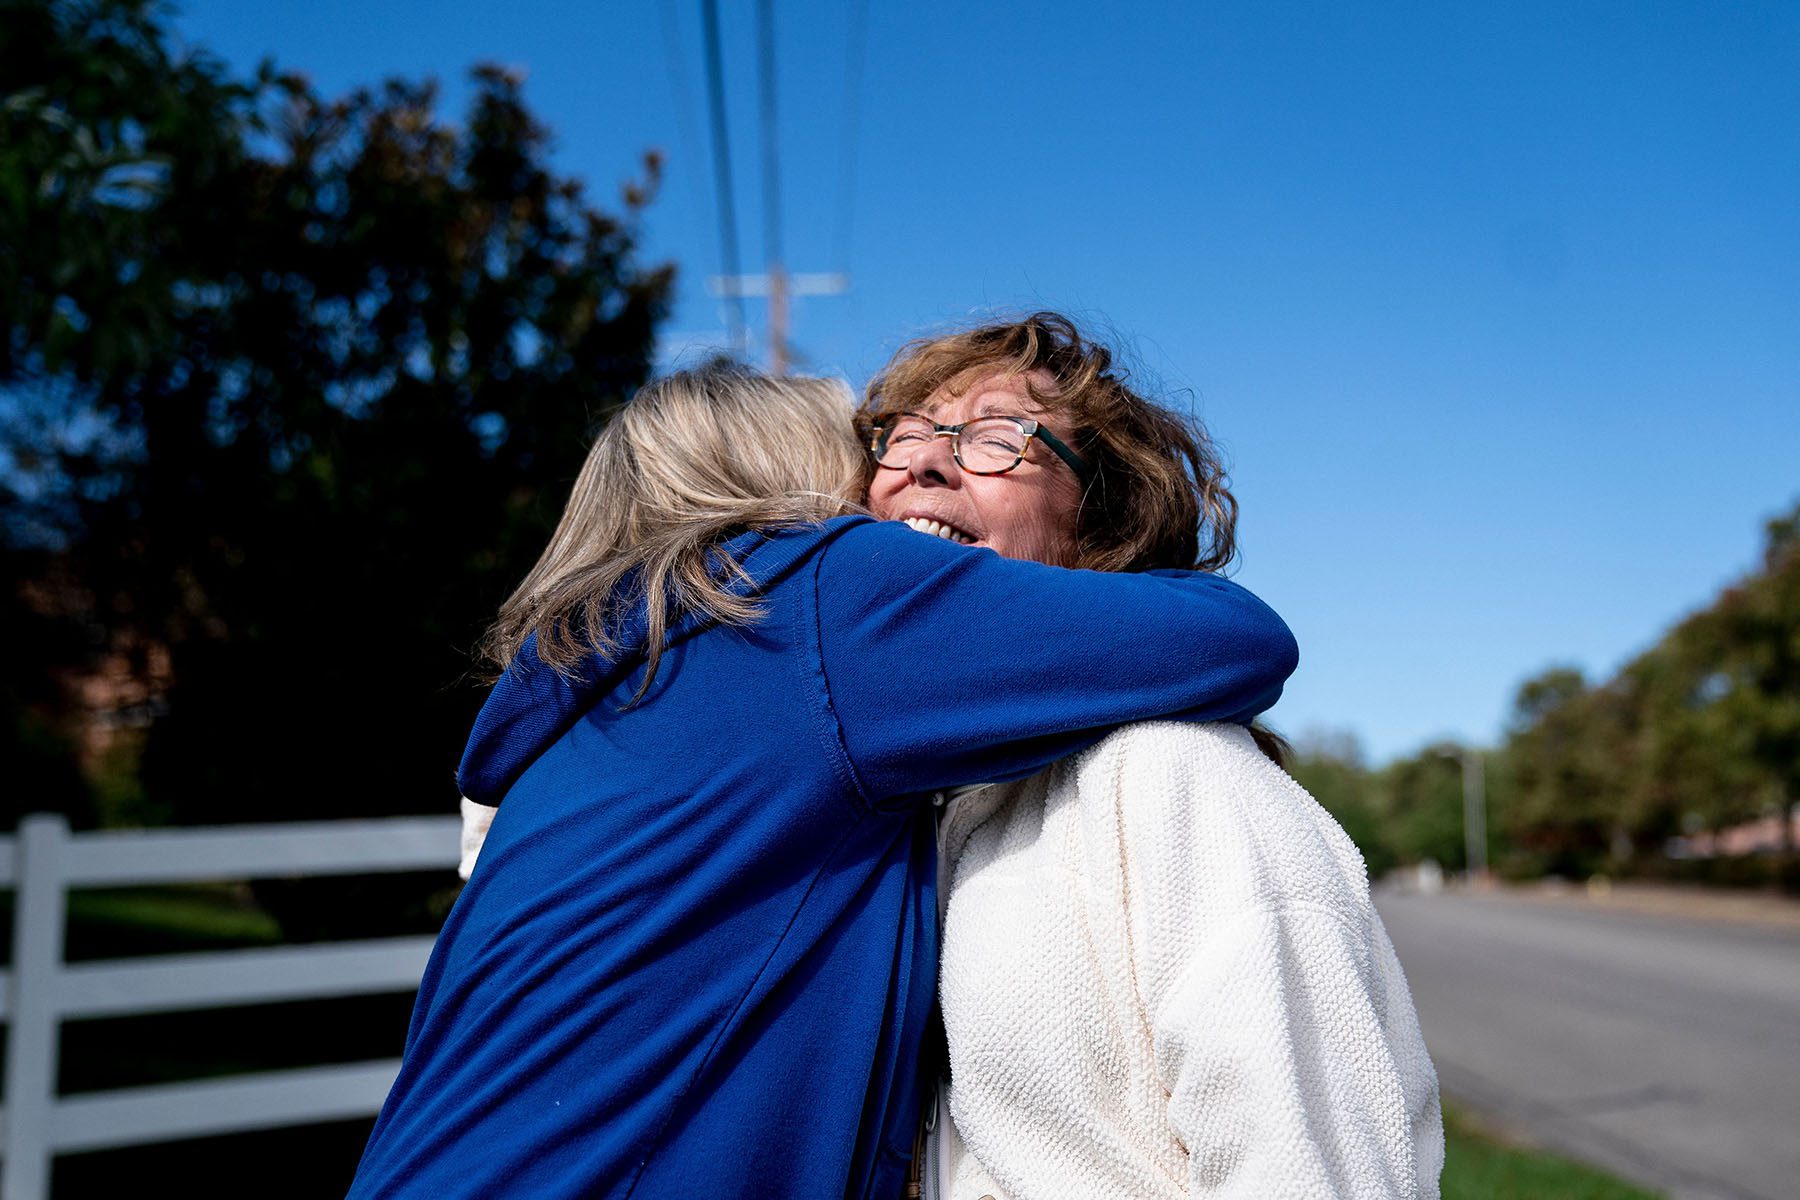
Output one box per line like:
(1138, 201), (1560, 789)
(869, 412), (1093, 478)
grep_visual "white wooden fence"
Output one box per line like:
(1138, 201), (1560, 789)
(0, 812), (460, 1200)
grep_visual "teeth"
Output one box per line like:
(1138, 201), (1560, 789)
(903, 516), (975, 545)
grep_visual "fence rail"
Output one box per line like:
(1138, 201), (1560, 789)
(0, 812), (460, 1200)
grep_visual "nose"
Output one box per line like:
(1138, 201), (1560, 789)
(905, 431), (961, 488)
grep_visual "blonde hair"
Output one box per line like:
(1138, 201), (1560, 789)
(480, 363), (864, 696)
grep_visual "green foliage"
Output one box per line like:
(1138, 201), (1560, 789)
(1501, 668), (1622, 875)
(1346, 503), (1792, 888)
(1381, 746), (1472, 870)
(0, 0), (252, 389)
(1289, 733), (1494, 879)
(1499, 504), (1799, 878)
(1, 0), (673, 830)
(1298, 502), (1800, 885)
(65, 885), (283, 956)
(1289, 732), (1400, 879)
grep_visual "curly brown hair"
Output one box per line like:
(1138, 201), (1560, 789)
(857, 312), (1238, 574)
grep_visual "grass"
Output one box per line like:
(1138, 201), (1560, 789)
(1443, 1103), (1662, 1199)
(66, 885), (285, 956)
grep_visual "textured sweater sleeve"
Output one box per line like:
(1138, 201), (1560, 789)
(1105, 723), (1443, 1199)
(813, 520), (1299, 803)
(458, 797), (497, 880)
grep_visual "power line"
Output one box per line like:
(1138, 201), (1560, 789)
(709, 0), (850, 372)
(756, 0), (783, 272)
(833, 0), (869, 274)
(659, 0), (715, 289)
(699, 0), (746, 353)
(755, 0), (787, 371)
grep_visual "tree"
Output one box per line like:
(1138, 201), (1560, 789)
(1379, 744), (1471, 871)
(1625, 619), (1762, 849)
(1496, 501), (1800, 884)
(1, 0), (673, 831)
(1287, 730), (1398, 878)
(1678, 505), (1800, 873)
(1501, 668), (1620, 875)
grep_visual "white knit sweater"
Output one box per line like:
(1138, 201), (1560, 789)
(933, 722), (1443, 1200)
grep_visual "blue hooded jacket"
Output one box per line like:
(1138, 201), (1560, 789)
(350, 515), (1297, 1199)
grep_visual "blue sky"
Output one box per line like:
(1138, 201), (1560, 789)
(173, 1), (1800, 762)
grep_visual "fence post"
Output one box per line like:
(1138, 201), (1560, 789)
(4, 814), (70, 1200)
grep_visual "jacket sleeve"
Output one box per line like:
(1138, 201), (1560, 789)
(1101, 723), (1444, 1198)
(812, 520), (1299, 803)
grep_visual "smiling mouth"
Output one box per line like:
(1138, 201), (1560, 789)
(902, 516), (977, 545)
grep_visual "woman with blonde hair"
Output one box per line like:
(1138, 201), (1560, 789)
(350, 361), (1297, 1199)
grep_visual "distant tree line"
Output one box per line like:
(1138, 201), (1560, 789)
(1292, 503), (1800, 890)
(2, 0), (672, 842)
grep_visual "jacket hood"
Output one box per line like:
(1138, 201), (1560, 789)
(456, 519), (861, 805)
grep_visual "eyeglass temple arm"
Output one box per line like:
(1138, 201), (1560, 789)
(1030, 428), (1095, 480)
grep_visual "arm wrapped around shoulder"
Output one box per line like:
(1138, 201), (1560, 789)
(1097, 722), (1445, 1199)
(814, 519), (1299, 801)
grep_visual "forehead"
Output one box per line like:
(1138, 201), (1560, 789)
(921, 366), (1059, 420)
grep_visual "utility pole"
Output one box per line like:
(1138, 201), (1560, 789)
(756, 0), (784, 372)
(701, 0), (853, 372)
(699, 0), (747, 354)
(769, 265), (788, 374)
(1462, 748), (1489, 885)
(707, 272), (849, 373)
(1435, 746), (1490, 886)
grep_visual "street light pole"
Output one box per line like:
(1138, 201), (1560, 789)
(1434, 746), (1490, 886)
(1462, 749), (1489, 885)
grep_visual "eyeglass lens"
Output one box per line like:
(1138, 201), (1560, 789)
(879, 416), (1029, 472)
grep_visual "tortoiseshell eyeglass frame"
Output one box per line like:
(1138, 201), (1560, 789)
(867, 413), (1094, 479)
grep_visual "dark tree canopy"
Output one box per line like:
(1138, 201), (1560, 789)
(2, 0), (672, 829)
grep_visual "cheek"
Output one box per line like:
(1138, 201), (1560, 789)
(866, 474), (903, 519)
(1027, 507), (1081, 565)
(991, 485), (1081, 565)
(1044, 492), (1084, 564)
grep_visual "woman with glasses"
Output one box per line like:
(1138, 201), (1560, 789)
(352, 359), (1297, 1199)
(855, 313), (1442, 1199)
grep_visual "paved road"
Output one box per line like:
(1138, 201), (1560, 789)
(1375, 890), (1800, 1200)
